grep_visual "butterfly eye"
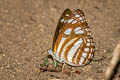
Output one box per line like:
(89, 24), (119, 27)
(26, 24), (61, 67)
(48, 8), (96, 66)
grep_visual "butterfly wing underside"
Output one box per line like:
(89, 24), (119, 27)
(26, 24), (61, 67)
(52, 8), (72, 51)
(49, 8), (96, 66)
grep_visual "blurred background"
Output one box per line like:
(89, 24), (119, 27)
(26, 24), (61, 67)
(0, 0), (120, 80)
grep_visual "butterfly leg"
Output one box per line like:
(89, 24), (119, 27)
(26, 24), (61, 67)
(62, 62), (67, 73)
(53, 59), (57, 68)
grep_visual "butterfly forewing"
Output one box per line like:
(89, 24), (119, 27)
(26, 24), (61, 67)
(49, 8), (96, 66)
(52, 8), (72, 52)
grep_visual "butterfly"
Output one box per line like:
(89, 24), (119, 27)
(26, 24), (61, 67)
(48, 8), (96, 66)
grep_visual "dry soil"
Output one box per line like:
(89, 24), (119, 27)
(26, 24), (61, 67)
(0, 0), (120, 80)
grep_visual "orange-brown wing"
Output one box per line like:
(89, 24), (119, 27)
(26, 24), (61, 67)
(53, 9), (95, 66)
(52, 8), (72, 50)
(54, 9), (88, 58)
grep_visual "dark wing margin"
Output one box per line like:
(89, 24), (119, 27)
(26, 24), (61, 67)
(52, 8), (72, 50)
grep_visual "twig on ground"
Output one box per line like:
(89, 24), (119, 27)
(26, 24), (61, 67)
(105, 43), (120, 80)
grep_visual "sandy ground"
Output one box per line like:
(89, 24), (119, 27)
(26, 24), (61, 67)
(0, 0), (120, 80)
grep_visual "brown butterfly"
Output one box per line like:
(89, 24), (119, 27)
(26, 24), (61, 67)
(48, 8), (96, 66)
